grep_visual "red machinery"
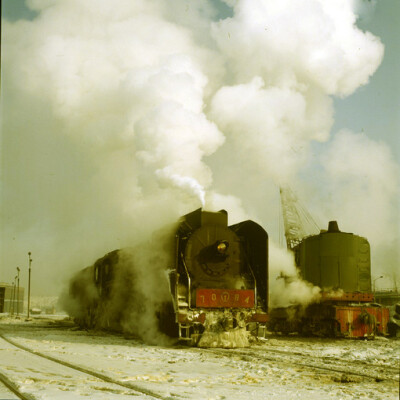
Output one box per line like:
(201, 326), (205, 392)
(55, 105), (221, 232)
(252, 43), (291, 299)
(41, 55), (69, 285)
(270, 187), (389, 338)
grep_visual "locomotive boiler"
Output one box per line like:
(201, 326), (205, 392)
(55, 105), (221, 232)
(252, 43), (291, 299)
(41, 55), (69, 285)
(269, 221), (389, 338)
(65, 208), (269, 346)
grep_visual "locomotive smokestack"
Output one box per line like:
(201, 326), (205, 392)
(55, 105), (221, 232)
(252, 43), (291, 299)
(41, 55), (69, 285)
(328, 221), (340, 232)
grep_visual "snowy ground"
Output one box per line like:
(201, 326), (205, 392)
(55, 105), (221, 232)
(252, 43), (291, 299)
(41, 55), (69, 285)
(0, 314), (398, 400)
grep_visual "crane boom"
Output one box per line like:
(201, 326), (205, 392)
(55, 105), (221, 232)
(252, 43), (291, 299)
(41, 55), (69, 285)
(280, 187), (320, 250)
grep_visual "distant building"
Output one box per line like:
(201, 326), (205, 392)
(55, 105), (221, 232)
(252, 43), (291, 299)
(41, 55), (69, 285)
(374, 289), (400, 306)
(0, 283), (25, 314)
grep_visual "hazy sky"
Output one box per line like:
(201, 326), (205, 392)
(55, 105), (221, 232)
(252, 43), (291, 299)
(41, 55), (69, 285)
(332, 0), (399, 158)
(1, 0), (399, 295)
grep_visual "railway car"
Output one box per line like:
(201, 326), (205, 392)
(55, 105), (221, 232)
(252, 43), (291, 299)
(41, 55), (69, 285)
(67, 250), (129, 330)
(66, 208), (269, 346)
(269, 221), (389, 338)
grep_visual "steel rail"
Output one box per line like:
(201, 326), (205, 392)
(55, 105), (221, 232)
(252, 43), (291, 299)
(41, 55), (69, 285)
(0, 369), (36, 400)
(0, 332), (169, 400)
(201, 346), (398, 383)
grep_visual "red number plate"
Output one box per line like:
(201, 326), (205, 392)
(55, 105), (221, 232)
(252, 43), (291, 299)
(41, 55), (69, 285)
(196, 289), (255, 308)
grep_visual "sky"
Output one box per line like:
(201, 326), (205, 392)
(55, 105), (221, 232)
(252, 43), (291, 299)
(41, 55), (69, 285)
(1, 0), (399, 296)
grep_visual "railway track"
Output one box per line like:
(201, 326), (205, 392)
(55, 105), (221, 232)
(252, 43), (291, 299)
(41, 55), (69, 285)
(1, 321), (398, 399)
(257, 345), (399, 375)
(0, 370), (34, 400)
(0, 332), (169, 400)
(201, 345), (399, 383)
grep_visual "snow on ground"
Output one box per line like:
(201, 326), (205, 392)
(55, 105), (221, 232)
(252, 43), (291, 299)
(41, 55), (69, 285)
(0, 333), (139, 400)
(0, 314), (399, 400)
(0, 383), (17, 400)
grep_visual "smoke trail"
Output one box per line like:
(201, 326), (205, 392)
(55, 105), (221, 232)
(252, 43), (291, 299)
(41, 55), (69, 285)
(2, 0), (225, 293)
(3, 0), (398, 310)
(268, 241), (321, 308)
(314, 130), (400, 286)
(156, 168), (206, 207)
(209, 0), (384, 187)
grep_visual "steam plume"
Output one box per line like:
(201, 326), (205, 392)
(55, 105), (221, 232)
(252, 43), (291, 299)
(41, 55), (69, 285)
(2, 1), (398, 317)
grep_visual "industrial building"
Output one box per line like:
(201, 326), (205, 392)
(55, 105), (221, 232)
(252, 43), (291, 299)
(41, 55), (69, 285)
(0, 282), (24, 314)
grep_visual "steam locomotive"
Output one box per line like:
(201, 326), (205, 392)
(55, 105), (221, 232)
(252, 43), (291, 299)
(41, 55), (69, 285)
(269, 221), (390, 338)
(67, 208), (269, 346)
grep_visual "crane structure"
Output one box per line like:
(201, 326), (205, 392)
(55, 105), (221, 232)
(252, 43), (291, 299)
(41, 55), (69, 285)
(275, 187), (392, 338)
(279, 186), (320, 250)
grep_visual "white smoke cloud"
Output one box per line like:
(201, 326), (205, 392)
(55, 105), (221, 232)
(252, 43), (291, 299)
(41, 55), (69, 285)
(211, 0), (384, 96)
(208, 0), (384, 189)
(2, 0), (397, 307)
(313, 130), (400, 283)
(118, 231), (177, 345)
(210, 77), (333, 183)
(205, 192), (251, 224)
(268, 241), (321, 308)
(156, 167), (206, 207)
(319, 130), (399, 243)
(2, 0), (225, 290)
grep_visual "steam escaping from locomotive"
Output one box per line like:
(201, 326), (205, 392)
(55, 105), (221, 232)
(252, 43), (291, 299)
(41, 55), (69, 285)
(2, 0), (398, 301)
(156, 168), (206, 207)
(268, 241), (321, 308)
(62, 226), (178, 345)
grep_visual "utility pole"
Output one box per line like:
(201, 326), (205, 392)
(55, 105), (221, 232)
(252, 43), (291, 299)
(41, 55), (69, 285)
(27, 252), (32, 320)
(16, 267), (20, 317)
(10, 281), (15, 315)
(12, 277), (17, 315)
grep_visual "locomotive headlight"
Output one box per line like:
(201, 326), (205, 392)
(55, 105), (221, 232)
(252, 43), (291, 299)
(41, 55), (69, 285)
(217, 241), (229, 254)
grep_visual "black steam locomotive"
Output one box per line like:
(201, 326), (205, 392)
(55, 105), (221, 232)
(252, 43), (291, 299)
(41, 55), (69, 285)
(66, 208), (269, 346)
